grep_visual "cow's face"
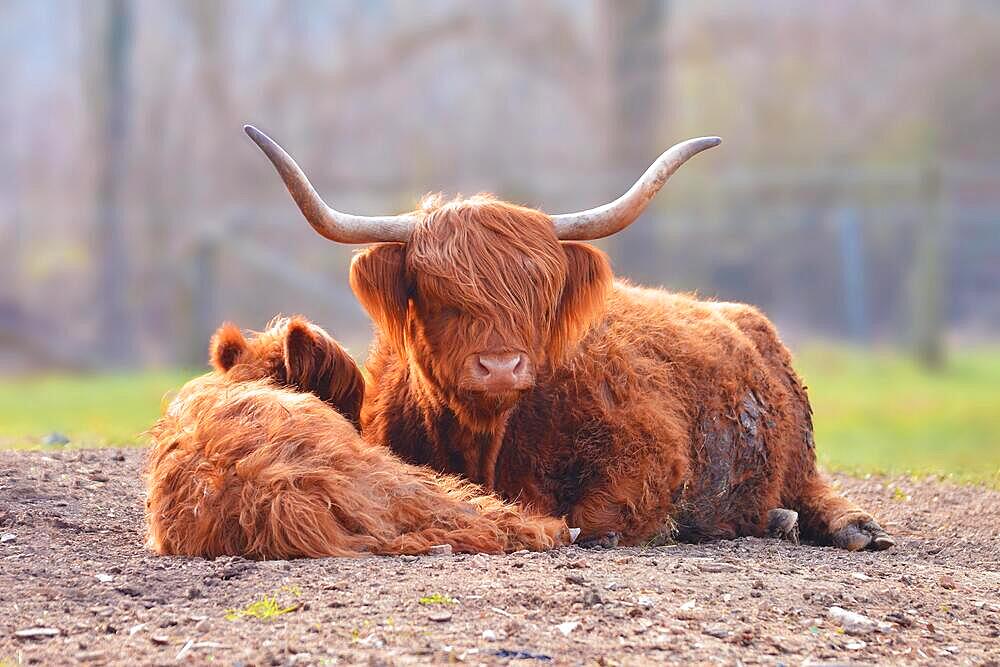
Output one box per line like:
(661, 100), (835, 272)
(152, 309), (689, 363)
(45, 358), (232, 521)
(351, 196), (612, 430)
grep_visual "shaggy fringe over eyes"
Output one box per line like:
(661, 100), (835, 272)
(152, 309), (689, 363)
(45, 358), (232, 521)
(351, 195), (613, 374)
(408, 194), (569, 348)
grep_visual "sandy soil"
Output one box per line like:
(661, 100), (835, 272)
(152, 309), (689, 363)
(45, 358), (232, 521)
(1, 448), (998, 666)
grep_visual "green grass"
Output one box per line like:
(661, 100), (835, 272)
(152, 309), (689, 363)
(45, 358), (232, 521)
(0, 369), (194, 448)
(795, 345), (1000, 487)
(225, 586), (301, 622)
(0, 345), (997, 486)
(418, 593), (456, 605)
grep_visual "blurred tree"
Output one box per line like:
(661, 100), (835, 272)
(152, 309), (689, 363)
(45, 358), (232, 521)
(132, 8), (181, 367)
(88, 0), (135, 366)
(598, 0), (669, 284)
(180, 0), (234, 364)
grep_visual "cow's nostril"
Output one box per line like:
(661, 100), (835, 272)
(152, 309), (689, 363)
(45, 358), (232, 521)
(477, 353), (522, 376)
(513, 354), (525, 375)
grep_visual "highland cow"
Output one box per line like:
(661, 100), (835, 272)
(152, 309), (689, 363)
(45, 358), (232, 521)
(246, 126), (894, 552)
(145, 317), (570, 559)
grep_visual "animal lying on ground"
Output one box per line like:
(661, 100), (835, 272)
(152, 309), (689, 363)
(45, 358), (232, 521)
(246, 125), (894, 552)
(144, 316), (571, 559)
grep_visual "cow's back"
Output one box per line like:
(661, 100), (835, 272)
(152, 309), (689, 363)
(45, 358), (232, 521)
(497, 282), (802, 542)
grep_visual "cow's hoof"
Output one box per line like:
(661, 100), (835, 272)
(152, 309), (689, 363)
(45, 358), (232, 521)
(578, 532), (620, 549)
(833, 519), (895, 551)
(767, 508), (800, 544)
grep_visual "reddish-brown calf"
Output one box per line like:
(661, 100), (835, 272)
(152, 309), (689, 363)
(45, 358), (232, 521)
(144, 317), (569, 559)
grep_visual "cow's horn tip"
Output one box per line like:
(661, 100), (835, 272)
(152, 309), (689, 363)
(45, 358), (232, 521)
(243, 124), (264, 141)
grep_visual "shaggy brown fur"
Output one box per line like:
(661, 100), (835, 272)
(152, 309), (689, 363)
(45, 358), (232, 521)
(145, 317), (570, 559)
(352, 195), (893, 551)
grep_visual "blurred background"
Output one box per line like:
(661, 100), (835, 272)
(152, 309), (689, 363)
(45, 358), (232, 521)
(1, 1), (997, 483)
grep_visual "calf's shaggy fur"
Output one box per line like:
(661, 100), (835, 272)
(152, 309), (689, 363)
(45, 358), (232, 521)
(145, 317), (569, 559)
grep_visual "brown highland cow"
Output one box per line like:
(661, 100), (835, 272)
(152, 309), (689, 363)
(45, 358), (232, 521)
(145, 317), (570, 559)
(246, 126), (895, 552)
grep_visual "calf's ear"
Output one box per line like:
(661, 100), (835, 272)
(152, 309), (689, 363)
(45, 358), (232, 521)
(550, 242), (612, 362)
(349, 243), (410, 355)
(283, 318), (365, 427)
(209, 323), (247, 371)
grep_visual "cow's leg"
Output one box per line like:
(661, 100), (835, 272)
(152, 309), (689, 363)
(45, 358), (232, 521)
(778, 401), (894, 551)
(566, 464), (683, 548)
(792, 473), (894, 551)
(776, 385), (894, 551)
(568, 490), (636, 548)
(713, 304), (894, 552)
(767, 508), (800, 544)
(576, 531), (620, 549)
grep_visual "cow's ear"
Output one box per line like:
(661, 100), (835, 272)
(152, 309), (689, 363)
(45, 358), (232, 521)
(350, 243), (410, 355)
(209, 322), (247, 371)
(550, 242), (612, 362)
(283, 317), (365, 427)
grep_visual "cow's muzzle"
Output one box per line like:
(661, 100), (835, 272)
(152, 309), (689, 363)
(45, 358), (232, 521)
(461, 352), (534, 394)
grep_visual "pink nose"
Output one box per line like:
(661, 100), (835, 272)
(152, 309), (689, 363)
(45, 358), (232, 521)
(469, 352), (531, 390)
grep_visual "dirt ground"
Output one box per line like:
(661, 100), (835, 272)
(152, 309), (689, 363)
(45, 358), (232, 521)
(1, 448), (998, 666)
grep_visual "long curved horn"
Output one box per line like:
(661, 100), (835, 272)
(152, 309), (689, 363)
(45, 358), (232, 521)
(551, 137), (721, 240)
(244, 125), (416, 244)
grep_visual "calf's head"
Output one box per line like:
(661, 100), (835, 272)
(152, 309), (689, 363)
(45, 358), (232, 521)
(245, 126), (719, 430)
(209, 316), (364, 427)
